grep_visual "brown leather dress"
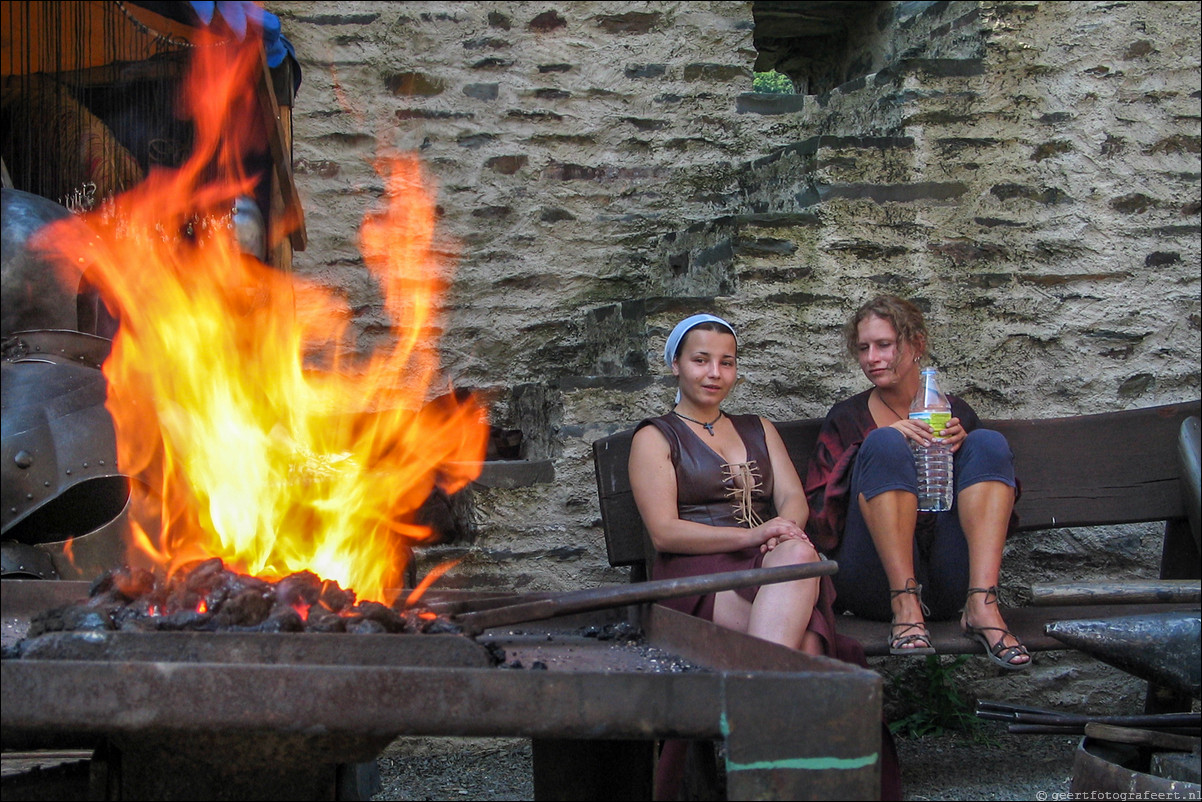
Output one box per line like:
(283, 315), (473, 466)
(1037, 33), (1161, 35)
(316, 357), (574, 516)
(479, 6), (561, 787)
(636, 412), (773, 620)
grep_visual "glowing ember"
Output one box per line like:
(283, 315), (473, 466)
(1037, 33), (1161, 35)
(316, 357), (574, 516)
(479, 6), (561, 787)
(37, 29), (487, 602)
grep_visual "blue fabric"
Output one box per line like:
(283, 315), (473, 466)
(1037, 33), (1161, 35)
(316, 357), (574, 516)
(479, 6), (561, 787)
(663, 313), (736, 367)
(188, 2), (298, 72)
(829, 427), (1016, 621)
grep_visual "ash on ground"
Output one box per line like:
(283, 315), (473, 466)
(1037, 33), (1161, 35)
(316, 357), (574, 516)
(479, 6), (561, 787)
(485, 620), (707, 674)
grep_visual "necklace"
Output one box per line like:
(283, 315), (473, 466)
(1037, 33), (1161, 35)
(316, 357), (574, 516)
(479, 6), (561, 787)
(876, 391), (909, 421)
(673, 408), (723, 436)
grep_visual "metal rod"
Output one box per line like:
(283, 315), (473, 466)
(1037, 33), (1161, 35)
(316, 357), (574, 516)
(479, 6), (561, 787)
(1028, 580), (1200, 606)
(1010, 711), (1201, 728)
(452, 560), (839, 634)
(1008, 725), (1093, 735)
(977, 701), (1200, 728)
(1009, 724), (1200, 737)
(416, 593), (556, 617)
(976, 700), (1059, 716)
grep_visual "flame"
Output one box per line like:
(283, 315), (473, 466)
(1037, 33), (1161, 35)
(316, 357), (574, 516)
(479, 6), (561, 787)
(404, 557), (463, 609)
(39, 27), (487, 602)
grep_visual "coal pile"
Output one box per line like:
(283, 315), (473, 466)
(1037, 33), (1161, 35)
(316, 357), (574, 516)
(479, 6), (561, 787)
(16, 557), (461, 642)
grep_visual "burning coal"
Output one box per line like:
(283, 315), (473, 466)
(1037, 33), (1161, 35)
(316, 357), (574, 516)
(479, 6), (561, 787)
(24, 558), (461, 638)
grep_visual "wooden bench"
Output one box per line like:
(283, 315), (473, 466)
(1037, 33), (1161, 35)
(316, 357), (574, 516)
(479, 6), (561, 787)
(592, 400), (1201, 658)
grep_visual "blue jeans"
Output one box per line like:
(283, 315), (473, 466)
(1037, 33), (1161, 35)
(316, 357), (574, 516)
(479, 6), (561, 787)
(830, 427), (1016, 622)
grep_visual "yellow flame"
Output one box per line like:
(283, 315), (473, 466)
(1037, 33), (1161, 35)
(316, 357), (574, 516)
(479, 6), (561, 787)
(39, 29), (486, 601)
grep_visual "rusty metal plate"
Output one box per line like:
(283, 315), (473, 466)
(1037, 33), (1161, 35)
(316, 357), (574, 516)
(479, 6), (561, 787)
(16, 629), (496, 668)
(1072, 736), (1202, 797)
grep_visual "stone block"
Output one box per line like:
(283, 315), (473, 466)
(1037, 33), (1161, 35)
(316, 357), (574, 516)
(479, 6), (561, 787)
(735, 92), (805, 115)
(625, 63), (667, 79)
(683, 63), (752, 82)
(594, 11), (663, 35)
(527, 10), (566, 31)
(385, 71), (445, 96)
(463, 83), (499, 100)
(473, 460), (555, 489)
(485, 155), (528, 175)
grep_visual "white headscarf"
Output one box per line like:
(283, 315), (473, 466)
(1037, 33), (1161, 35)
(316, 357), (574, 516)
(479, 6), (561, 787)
(664, 314), (737, 403)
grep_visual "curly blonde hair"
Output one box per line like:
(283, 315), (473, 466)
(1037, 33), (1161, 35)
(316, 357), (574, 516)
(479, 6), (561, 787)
(843, 295), (928, 359)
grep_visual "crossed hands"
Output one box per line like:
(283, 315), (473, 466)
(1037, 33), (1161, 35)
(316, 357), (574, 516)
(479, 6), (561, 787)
(755, 516), (811, 554)
(890, 416), (968, 453)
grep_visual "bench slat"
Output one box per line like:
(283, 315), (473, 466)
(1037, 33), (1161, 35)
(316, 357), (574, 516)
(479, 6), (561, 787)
(592, 435), (649, 568)
(987, 402), (1200, 530)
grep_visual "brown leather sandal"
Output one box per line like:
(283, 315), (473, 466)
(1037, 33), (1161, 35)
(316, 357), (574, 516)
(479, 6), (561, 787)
(888, 579), (935, 655)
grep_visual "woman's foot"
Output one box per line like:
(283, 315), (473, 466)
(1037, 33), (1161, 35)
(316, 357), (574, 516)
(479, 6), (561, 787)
(888, 578), (935, 655)
(961, 586), (1031, 670)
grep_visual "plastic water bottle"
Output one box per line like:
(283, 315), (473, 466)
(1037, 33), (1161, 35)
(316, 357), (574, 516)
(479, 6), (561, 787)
(909, 367), (954, 512)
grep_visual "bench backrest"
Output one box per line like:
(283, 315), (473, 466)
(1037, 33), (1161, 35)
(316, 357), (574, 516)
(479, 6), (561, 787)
(592, 401), (1201, 570)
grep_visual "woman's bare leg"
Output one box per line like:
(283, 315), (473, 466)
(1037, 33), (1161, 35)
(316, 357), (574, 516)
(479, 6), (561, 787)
(750, 539), (821, 653)
(859, 489), (927, 646)
(712, 539), (822, 654)
(712, 589), (751, 633)
(957, 481), (1029, 664)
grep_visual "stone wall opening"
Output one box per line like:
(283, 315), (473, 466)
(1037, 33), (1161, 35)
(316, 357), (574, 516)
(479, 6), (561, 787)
(752, 1), (943, 94)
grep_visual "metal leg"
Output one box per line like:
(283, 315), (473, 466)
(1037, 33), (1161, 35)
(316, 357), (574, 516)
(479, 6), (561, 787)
(722, 673), (882, 801)
(532, 738), (655, 801)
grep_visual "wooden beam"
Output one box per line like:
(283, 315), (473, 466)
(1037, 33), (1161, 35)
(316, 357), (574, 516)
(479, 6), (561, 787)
(255, 45), (306, 253)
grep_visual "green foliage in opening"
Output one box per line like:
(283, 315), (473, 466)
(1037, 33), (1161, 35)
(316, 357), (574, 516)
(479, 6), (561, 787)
(887, 655), (984, 739)
(753, 70), (795, 94)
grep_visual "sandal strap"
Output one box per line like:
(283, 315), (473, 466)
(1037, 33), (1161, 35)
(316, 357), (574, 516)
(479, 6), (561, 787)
(889, 578), (932, 616)
(992, 644), (1030, 663)
(890, 622), (933, 650)
(967, 624), (1030, 660)
(966, 585), (1005, 607)
(892, 633), (933, 650)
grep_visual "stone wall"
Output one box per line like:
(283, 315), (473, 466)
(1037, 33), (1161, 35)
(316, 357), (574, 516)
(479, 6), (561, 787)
(276, 1), (1199, 705)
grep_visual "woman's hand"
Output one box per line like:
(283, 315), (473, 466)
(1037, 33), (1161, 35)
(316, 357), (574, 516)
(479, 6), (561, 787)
(940, 417), (967, 453)
(756, 517), (811, 553)
(890, 416), (967, 451)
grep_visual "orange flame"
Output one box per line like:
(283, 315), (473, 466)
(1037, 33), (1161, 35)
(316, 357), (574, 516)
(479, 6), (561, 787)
(39, 28), (487, 602)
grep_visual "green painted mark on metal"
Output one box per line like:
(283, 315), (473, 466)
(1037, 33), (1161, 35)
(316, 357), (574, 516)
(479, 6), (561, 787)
(726, 753), (878, 772)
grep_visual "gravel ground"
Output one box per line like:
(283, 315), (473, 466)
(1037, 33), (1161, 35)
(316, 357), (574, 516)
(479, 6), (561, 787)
(894, 729), (1077, 801)
(372, 737), (533, 801)
(370, 728), (1080, 801)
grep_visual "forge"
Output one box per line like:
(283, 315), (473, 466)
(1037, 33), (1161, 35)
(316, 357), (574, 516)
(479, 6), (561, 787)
(2, 578), (883, 801)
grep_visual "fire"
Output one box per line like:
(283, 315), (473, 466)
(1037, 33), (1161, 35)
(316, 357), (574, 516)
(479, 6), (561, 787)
(38, 28), (487, 602)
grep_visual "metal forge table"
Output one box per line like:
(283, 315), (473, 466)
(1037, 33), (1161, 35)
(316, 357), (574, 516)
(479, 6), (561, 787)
(2, 580), (883, 800)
